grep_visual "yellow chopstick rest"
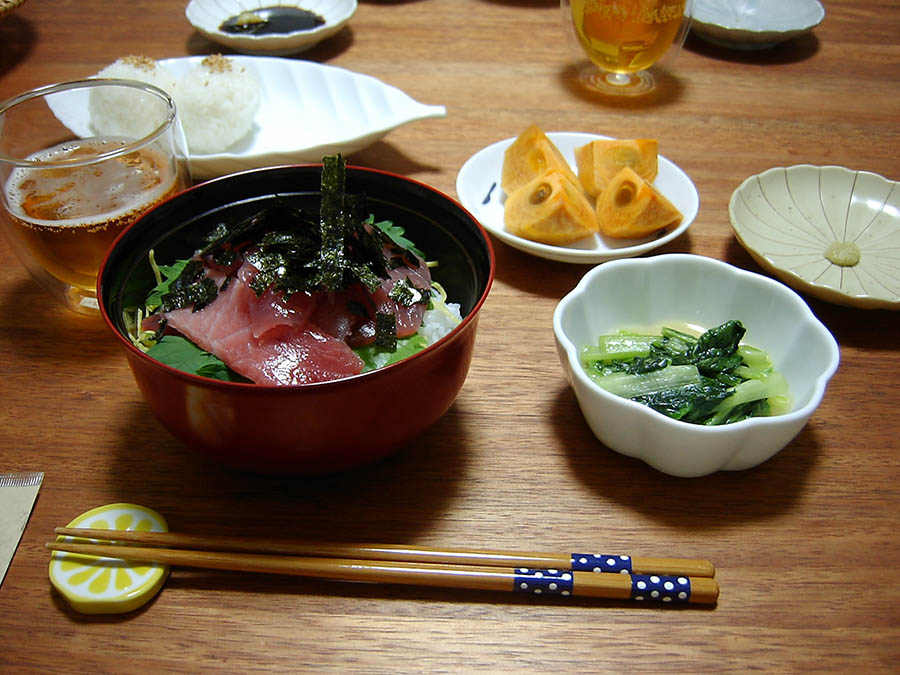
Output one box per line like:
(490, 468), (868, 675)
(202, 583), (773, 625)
(48, 503), (169, 614)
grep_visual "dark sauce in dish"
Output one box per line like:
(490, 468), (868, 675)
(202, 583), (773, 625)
(220, 7), (326, 35)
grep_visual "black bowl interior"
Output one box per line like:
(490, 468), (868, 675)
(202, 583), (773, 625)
(101, 165), (494, 339)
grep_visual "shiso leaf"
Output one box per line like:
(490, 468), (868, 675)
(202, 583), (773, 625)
(374, 219), (425, 260)
(355, 334), (428, 372)
(147, 335), (250, 382)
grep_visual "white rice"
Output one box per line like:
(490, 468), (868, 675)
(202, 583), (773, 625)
(89, 55), (178, 138)
(173, 54), (261, 155)
(89, 54), (261, 154)
(419, 302), (463, 346)
(365, 302), (463, 371)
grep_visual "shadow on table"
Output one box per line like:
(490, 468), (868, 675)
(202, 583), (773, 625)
(558, 62), (687, 109)
(0, 278), (119, 363)
(549, 385), (821, 530)
(0, 15), (35, 81)
(489, 229), (696, 300)
(726, 238), (900, 351)
(99, 396), (474, 544)
(683, 31), (821, 65)
(348, 140), (445, 177)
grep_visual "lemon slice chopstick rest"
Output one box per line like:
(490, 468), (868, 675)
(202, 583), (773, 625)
(48, 503), (169, 615)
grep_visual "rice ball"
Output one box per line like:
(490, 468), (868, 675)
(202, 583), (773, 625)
(174, 54), (261, 155)
(89, 55), (178, 139)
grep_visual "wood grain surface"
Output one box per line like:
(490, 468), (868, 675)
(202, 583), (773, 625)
(1, 1), (898, 672)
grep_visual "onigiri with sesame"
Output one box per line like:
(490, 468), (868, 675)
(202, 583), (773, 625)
(89, 55), (178, 139)
(174, 54), (261, 155)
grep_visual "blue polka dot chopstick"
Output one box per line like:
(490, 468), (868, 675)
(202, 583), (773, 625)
(47, 539), (719, 605)
(53, 528), (716, 578)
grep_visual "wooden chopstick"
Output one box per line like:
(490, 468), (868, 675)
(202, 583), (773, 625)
(46, 540), (719, 605)
(54, 528), (715, 578)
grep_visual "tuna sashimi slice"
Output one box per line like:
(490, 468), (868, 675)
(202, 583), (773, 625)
(213, 323), (366, 385)
(162, 262), (363, 385)
(346, 254), (433, 346)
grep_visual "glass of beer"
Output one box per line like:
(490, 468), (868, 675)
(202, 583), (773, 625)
(561, 0), (693, 96)
(0, 79), (191, 315)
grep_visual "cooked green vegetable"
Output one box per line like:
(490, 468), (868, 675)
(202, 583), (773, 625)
(579, 320), (790, 425)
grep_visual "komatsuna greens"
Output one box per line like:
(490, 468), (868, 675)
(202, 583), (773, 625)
(579, 320), (791, 425)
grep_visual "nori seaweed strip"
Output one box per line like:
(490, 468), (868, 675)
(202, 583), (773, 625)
(315, 154), (347, 291)
(150, 317), (169, 343)
(160, 259), (216, 311)
(374, 311), (397, 352)
(161, 273), (219, 313)
(389, 278), (431, 307)
(345, 196), (391, 282)
(347, 263), (383, 293)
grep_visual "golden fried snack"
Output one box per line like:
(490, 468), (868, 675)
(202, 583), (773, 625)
(501, 125), (578, 195)
(575, 139), (658, 198)
(595, 166), (682, 239)
(504, 168), (597, 245)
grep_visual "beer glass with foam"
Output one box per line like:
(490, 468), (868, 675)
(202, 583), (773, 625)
(561, 0), (693, 95)
(0, 79), (190, 314)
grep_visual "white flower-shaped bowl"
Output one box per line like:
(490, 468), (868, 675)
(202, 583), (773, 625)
(186, 0), (357, 56)
(690, 0), (825, 49)
(553, 254), (840, 477)
(730, 165), (900, 310)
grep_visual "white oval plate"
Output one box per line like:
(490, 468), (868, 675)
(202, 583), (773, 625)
(185, 0), (357, 57)
(456, 132), (699, 264)
(49, 56), (446, 180)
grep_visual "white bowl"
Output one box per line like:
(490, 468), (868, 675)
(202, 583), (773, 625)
(690, 0), (825, 49)
(186, 0), (357, 56)
(730, 165), (900, 310)
(553, 254), (840, 477)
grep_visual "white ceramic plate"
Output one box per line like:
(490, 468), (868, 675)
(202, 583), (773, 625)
(163, 56), (445, 179)
(185, 0), (357, 56)
(729, 165), (900, 310)
(456, 132), (699, 264)
(49, 56), (446, 180)
(690, 0), (825, 50)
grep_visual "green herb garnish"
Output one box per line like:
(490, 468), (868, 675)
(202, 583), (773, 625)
(579, 320), (791, 425)
(146, 335), (250, 382)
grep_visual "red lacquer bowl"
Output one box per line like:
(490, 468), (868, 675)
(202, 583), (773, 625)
(98, 165), (495, 473)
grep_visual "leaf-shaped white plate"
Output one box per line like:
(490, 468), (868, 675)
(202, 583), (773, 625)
(163, 56), (446, 179)
(456, 132), (699, 264)
(729, 165), (900, 310)
(48, 56), (446, 180)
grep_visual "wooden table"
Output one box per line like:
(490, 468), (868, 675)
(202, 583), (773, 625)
(1, 1), (898, 671)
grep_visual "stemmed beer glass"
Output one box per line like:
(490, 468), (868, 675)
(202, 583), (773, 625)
(561, 0), (693, 96)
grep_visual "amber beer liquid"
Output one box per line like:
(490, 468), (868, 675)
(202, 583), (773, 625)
(570, 0), (687, 74)
(4, 138), (184, 292)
